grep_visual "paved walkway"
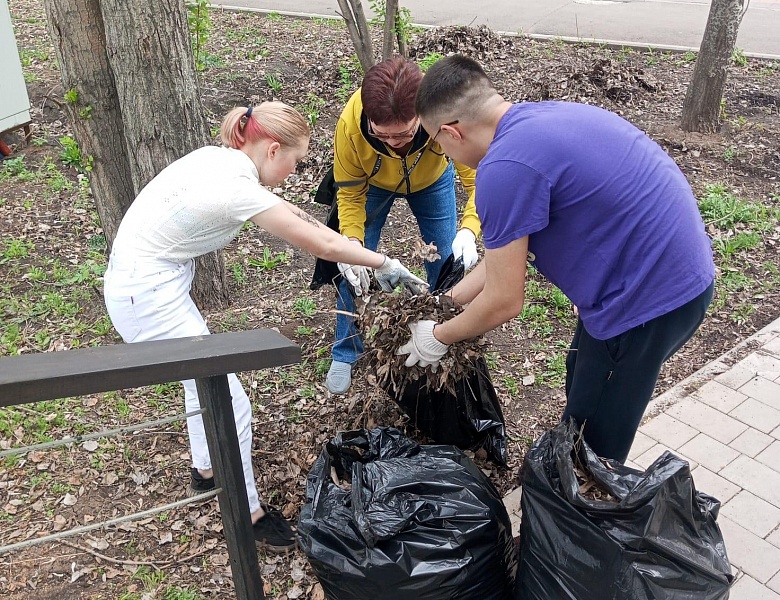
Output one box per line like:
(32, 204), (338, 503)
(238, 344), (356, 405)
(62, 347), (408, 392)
(504, 314), (780, 598)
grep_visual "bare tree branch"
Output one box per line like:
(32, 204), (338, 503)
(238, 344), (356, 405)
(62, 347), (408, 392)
(336, 0), (375, 72)
(382, 0), (398, 60)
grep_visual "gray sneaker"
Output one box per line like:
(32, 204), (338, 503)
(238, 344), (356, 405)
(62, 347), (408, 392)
(326, 360), (352, 394)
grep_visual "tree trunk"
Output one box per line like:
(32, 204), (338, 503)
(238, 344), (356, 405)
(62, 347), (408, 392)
(396, 14), (408, 58)
(98, 0), (229, 309)
(382, 0), (398, 60)
(98, 0), (209, 191)
(336, 0), (374, 72)
(680, 0), (746, 133)
(41, 0), (134, 250)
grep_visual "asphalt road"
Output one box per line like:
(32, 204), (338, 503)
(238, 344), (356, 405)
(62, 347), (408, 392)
(214, 0), (780, 58)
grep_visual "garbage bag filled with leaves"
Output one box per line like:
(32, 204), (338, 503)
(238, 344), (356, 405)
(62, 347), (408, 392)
(298, 427), (517, 600)
(515, 418), (734, 600)
(358, 255), (508, 465)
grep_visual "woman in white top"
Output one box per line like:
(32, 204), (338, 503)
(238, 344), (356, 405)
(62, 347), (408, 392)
(103, 102), (423, 552)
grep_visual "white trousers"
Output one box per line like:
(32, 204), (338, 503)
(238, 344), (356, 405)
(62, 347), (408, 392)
(103, 255), (261, 513)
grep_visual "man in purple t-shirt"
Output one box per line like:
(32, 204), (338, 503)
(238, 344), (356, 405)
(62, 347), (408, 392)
(399, 55), (715, 462)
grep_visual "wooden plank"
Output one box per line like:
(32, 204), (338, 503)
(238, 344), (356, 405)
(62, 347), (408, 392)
(196, 375), (265, 600)
(0, 330), (300, 407)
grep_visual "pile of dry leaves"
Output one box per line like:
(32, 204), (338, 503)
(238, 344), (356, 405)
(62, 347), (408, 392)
(353, 240), (490, 395)
(356, 289), (489, 395)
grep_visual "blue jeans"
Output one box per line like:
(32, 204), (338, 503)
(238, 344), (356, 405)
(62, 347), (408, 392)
(332, 163), (458, 365)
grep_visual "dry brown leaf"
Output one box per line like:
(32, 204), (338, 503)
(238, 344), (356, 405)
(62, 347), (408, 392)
(53, 514), (67, 531)
(311, 583), (326, 600)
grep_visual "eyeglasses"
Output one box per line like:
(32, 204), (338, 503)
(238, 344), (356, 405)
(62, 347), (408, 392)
(431, 120), (460, 145)
(367, 119), (420, 142)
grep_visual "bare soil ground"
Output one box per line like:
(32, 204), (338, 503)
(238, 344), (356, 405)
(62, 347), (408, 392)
(1, 2), (779, 598)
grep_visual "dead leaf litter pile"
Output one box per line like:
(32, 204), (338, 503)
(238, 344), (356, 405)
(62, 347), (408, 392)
(356, 290), (489, 396)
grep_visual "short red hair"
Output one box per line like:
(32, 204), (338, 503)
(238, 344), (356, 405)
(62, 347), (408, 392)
(361, 56), (422, 125)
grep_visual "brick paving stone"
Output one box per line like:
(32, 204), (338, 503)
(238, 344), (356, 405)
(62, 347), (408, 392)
(765, 336), (780, 358)
(690, 465), (741, 504)
(729, 397), (780, 434)
(770, 571), (780, 596)
(503, 487), (523, 537)
(730, 428), (775, 457)
(773, 425), (780, 441)
(694, 380), (749, 413)
(666, 398), (748, 444)
(739, 376), (780, 410)
(680, 433), (740, 472)
(509, 513), (522, 537)
(734, 353), (780, 382)
(756, 441), (780, 475)
(628, 430), (657, 461)
(720, 455), (780, 508)
(721, 490), (780, 538)
(719, 515), (780, 583)
(639, 413), (698, 450)
(730, 573), (780, 600)
(503, 487), (522, 516)
(717, 363), (759, 390)
(634, 443), (698, 471)
(768, 527), (780, 550)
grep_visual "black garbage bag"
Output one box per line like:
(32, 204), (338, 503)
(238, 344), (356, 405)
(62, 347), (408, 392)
(310, 166), (341, 290)
(298, 427), (517, 600)
(516, 418), (734, 600)
(384, 254), (508, 465)
(387, 359), (507, 465)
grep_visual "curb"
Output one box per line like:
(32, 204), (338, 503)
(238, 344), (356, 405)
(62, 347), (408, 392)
(209, 4), (780, 61)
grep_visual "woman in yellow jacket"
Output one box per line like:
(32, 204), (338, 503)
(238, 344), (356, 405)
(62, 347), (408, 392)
(326, 56), (482, 394)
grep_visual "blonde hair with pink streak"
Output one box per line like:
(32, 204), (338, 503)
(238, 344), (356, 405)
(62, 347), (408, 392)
(220, 101), (310, 150)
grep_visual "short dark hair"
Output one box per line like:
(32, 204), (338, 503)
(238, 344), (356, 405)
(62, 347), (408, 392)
(361, 56), (423, 125)
(415, 55), (495, 123)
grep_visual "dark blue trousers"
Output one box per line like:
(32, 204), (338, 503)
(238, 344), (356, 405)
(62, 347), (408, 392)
(562, 281), (715, 463)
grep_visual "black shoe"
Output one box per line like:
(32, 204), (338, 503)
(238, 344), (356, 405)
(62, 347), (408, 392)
(253, 505), (296, 553)
(187, 468), (215, 497)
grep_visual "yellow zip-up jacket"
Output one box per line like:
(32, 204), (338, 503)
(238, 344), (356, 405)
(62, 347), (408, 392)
(334, 90), (481, 244)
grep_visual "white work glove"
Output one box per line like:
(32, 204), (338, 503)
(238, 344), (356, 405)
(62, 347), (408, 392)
(375, 257), (428, 295)
(396, 320), (449, 371)
(337, 237), (371, 297)
(451, 228), (478, 270)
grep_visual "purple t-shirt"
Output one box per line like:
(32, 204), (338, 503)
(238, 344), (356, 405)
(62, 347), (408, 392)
(477, 102), (714, 340)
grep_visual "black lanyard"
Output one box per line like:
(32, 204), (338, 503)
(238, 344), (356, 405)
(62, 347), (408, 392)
(365, 142), (433, 226)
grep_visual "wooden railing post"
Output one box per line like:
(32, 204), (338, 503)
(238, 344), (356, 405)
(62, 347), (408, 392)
(196, 374), (264, 600)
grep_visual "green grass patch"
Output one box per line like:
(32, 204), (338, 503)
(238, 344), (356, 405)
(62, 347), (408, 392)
(698, 184), (776, 230)
(247, 247), (287, 270)
(293, 297), (317, 318)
